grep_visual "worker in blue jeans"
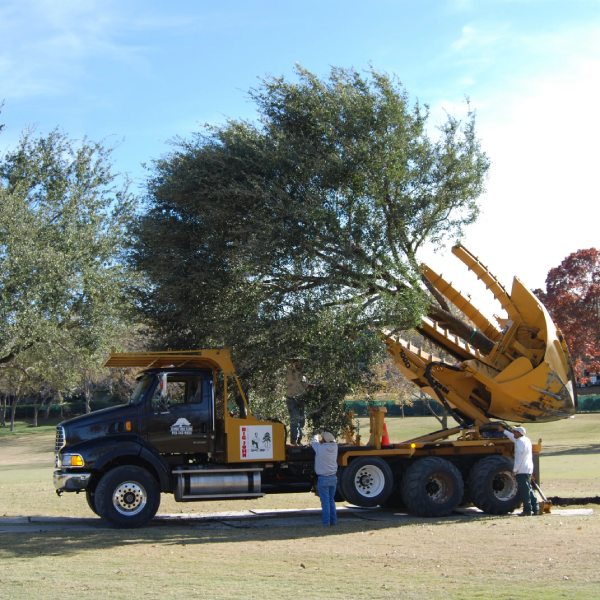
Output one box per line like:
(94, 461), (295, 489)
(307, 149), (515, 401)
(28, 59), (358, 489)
(311, 430), (338, 526)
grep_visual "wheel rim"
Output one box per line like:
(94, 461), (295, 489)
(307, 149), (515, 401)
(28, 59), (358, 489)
(491, 471), (518, 502)
(112, 481), (147, 516)
(425, 473), (453, 504)
(353, 465), (385, 497)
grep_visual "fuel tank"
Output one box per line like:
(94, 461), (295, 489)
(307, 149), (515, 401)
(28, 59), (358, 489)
(174, 468), (262, 501)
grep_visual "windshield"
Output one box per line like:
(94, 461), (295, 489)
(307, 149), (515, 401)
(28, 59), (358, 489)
(129, 374), (156, 405)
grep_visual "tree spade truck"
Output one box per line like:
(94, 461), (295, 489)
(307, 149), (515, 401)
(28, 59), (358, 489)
(54, 246), (577, 527)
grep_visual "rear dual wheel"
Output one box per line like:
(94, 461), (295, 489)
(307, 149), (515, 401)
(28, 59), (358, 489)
(340, 457), (394, 507)
(468, 456), (520, 514)
(401, 457), (464, 517)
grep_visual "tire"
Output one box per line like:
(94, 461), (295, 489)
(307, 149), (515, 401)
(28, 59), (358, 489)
(86, 489), (99, 516)
(341, 457), (394, 507)
(468, 456), (520, 515)
(401, 457), (464, 517)
(95, 466), (161, 529)
(333, 467), (346, 502)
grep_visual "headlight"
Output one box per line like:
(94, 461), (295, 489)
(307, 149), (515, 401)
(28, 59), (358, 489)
(61, 454), (84, 467)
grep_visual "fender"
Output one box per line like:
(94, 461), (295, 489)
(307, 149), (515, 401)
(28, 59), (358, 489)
(64, 435), (172, 492)
(139, 443), (172, 492)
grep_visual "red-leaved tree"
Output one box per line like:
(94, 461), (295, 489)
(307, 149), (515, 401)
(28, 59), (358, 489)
(534, 249), (600, 384)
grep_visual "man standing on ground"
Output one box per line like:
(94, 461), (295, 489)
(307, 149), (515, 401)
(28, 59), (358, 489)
(496, 425), (540, 516)
(311, 430), (338, 526)
(286, 360), (312, 444)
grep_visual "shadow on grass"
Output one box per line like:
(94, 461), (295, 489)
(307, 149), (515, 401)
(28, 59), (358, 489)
(0, 512), (492, 558)
(540, 444), (600, 456)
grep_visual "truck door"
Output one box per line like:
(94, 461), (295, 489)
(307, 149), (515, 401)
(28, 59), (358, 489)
(145, 371), (214, 454)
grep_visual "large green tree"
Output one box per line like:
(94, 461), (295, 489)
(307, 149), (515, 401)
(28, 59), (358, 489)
(133, 66), (490, 429)
(0, 127), (138, 421)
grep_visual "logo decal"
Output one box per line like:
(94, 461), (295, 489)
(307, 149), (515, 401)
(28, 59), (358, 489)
(240, 425), (273, 460)
(171, 417), (193, 435)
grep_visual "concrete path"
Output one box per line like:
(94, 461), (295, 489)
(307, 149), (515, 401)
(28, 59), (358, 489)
(0, 506), (593, 534)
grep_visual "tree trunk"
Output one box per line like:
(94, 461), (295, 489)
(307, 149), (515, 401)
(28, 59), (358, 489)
(84, 371), (92, 414)
(427, 306), (496, 355)
(441, 407), (448, 429)
(1, 393), (6, 427)
(33, 393), (49, 427)
(44, 394), (53, 421)
(401, 403), (405, 418)
(10, 393), (20, 432)
(423, 397), (444, 426)
(33, 396), (39, 427)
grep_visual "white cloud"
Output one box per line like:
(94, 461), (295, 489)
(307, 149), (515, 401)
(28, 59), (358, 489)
(447, 0), (476, 11)
(420, 22), (600, 320)
(452, 25), (476, 50)
(0, 1), (157, 101)
(450, 24), (507, 52)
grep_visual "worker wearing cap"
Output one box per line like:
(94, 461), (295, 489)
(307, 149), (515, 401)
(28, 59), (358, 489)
(311, 430), (338, 526)
(496, 425), (540, 516)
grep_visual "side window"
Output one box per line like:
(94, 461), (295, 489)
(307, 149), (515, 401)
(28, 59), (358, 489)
(150, 373), (206, 411)
(168, 381), (187, 405)
(187, 378), (205, 404)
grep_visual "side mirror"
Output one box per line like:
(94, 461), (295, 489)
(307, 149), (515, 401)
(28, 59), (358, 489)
(154, 397), (171, 413)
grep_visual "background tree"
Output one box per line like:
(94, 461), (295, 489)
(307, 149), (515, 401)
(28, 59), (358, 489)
(0, 127), (139, 423)
(133, 66), (490, 431)
(360, 353), (416, 418)
(534, 248), (600, 383)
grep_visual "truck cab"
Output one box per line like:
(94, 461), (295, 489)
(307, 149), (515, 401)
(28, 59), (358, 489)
(54, 350), (297, 528)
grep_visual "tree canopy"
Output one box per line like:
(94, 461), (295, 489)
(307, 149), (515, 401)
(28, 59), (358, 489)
(0, 127), (138, 420)
(132, 66), (490, 429)
(535, 248), (600, 383)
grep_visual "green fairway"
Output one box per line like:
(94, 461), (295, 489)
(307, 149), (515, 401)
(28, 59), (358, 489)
(1, 415), (600, 599)
(1, 515), (600, 600)
(1, 414), (599, 517)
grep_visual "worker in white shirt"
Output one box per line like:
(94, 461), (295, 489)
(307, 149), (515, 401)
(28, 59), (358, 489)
(311, 430), (339, 526)
(496, 425), (540, 516)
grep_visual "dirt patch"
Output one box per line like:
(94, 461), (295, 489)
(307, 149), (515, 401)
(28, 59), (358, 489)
(549, 496), (600, 506)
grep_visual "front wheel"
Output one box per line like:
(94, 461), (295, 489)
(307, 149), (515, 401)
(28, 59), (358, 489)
(86, 489), (99, 516)
(341, 457), (393, 507)
(95, 466), (160, 528)
(468, 456), (520, 514)
(401, 457), (464, 517)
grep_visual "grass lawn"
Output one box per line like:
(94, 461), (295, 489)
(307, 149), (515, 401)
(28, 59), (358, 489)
(1, 415), (599, 599)
(2, 514), (600, 600)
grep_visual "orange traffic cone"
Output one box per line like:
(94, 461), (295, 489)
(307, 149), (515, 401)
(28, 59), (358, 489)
(382, 423), (391, 446)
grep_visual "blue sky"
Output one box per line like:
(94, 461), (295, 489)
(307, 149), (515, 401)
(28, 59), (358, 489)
(1, 0), (599, 315)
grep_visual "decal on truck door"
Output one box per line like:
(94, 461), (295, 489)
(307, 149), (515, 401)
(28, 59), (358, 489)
(240, 425), (273, 460)
(170, 418), (193, 435)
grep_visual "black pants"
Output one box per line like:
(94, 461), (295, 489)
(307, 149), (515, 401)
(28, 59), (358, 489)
(286, 397), (305, 444)
(516, 474), (539, 514)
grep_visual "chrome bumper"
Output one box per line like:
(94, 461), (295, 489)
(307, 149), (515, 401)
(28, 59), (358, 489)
(54, 470), (91, 492)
